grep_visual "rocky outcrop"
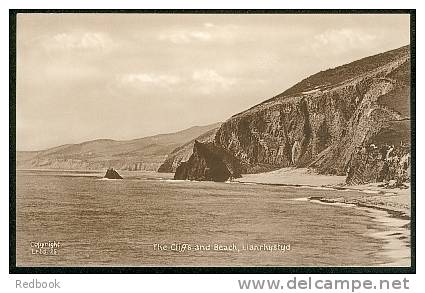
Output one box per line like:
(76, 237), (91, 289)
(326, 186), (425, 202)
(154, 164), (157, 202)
(346, 120), (411, 184)
(212, 45), (411, 184)
(104, 168), (123, 179)
(158, 126), (220, 173)
(174, 141), (244, 182)
(346, 143), (410, 185)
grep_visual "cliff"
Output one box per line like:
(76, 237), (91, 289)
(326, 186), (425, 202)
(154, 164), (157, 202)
(210, 45), (411, 184)
(174, 141), (244, 182)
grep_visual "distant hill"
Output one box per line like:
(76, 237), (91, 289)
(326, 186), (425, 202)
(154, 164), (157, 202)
(16, 122), (221, 171)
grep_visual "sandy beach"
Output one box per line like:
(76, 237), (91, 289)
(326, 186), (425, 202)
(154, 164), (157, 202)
(235, 167), (412, 266)
(306, 198), (411, 266)
(235, 167), (411, 217)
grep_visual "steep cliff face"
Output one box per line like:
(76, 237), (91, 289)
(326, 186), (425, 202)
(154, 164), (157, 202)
(158, 125), (221, 173)
(213, 45), (411, 184)
(174, 141), (244, 182)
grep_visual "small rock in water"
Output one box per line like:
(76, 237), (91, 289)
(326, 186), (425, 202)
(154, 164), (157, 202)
(104, 168), (123, 179)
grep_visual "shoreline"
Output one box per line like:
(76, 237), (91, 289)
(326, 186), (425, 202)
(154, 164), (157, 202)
(308, 196), (410, 222)
(306, 197), (410, 266)
(236, 167), (411, 266)
(235, 167), (411, 218)
(18, 168), (411, 218)
(19, 168), (411, 217)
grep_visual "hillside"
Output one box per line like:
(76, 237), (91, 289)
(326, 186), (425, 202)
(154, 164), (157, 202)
(177, 45), (412, 184)
(17, 123), (221, 171)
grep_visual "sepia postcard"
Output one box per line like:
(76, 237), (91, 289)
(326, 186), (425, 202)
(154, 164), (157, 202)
(10, 10), (415, 273)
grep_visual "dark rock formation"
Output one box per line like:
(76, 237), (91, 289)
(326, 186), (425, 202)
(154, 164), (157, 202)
(158, 126), (220, 173)
(174, 141), (244, 182)
(104, 168), (123, 179)
(211, 45), (411, 184)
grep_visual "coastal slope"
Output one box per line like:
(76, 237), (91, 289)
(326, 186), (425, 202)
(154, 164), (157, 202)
(17, 123), (221, 171)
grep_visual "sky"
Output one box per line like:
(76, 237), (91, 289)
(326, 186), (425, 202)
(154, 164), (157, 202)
(16, 13), (410, 151)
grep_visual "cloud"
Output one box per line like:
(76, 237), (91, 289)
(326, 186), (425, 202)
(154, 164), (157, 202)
(158, 23), (239, 44)
(43, 32), (113, 50)
(117, 69), (236, 95)
(308, 29), (378, 54)
(119, 73), (181, 86)
(203, 22), (215, 28)
(158, 30), (212, 44)
(192, 69), (235, 87)
(191, 69), (236, 94)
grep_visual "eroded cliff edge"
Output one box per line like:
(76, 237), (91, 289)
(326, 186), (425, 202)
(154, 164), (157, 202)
(175, 46), (411, 184)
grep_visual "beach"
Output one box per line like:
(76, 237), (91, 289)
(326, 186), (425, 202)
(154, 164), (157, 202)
(235, 167), (411, 217)
(235, 167), (411, 266)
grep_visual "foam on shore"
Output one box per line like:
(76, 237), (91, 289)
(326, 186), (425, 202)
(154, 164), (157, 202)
(306, 196), (410, 266)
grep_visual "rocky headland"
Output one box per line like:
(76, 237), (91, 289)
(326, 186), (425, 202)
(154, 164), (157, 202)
(158, 125), (221, 173)
(174, 140), (244, 182)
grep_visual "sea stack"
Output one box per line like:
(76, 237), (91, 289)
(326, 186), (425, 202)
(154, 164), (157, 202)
(104, 168), (123, 179)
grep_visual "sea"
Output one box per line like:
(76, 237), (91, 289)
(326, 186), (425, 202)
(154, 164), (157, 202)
(15, 170), (410, 267)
